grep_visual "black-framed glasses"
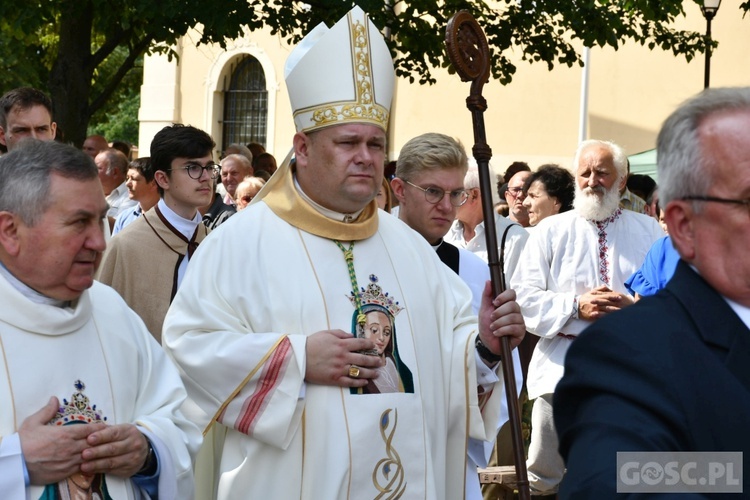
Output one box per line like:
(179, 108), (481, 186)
(680, 195), (750, 214)
(172, 162), (220, 180)
(507, 186), (525, 198)
(404, 179), (469, 207)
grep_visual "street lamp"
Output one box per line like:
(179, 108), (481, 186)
(700, 0), (722, 89)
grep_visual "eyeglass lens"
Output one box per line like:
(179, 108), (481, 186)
(186, 163), (219, 179)
(423, 187), (468, 206)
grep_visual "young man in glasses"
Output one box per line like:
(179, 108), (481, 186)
(391, 133), (483, 310)
(97, 124), (216, 342)
(391, 132), (524, 500)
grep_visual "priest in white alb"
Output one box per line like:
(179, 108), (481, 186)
(162, 6), (525, 500)
(0, 139), (201, 499)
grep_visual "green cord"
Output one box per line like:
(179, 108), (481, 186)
(334, 240), (367, 327)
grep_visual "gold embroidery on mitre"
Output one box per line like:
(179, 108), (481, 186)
(372, 408), (406, 498)
(308, 16), (390, 130)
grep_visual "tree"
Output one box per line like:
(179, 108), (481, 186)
(0, 0), (259, 146)
(1, 0), (746, 146)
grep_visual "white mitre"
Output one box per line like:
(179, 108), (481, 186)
(284, 6), (395, 133)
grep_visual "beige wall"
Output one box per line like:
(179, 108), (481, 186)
(139, 0), (749, 181)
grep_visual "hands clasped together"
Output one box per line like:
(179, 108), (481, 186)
(19, 396), (151, 486)
(577, 285), (634, 320)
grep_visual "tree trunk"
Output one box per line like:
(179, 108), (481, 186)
(48, 2), (95, 147)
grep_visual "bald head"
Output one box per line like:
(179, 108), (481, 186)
(83, 135), (108, 160)
(506, 170), (532, 226)
(95, 148), (128, 195)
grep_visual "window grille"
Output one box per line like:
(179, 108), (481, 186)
(222, 56), (267, 152)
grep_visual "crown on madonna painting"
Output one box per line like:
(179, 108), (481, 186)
(349, 274), (403, 317)
(284, 6), (395, 134)
(50, 379), (107, 426)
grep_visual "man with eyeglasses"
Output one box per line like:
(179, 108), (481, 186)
(445, 164), (529, 283)
(393, 133), (495, 311)
(391, 132), (524, 500)
(554, 87), (750, 497)
(97, 124), (216, 342)
(505, 170), (532, 227)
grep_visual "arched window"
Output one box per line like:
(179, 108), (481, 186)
(222, 55), (267, 152)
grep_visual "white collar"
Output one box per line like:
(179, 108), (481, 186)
(724, 298), (750, 330)
(690, 263), (750, 330)
(0, 261), (69, 307)
(157, 198), (201, 239)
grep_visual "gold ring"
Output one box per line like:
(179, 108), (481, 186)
(348, 365), (361, 378)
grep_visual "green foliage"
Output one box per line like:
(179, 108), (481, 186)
(0, 0), (747, 146)
(0, 36), (46, 91)
(88, 91), (140, 145)
(87, 47), (143, 143)
(253, 0), (748, 86)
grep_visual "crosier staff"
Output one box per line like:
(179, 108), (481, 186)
(445, 11), (530, 500)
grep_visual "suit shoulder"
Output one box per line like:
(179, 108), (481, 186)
(577, 290), (686, 351)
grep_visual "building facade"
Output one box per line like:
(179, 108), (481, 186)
(138, 1), (749, 179)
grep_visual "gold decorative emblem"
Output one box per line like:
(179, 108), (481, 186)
(308, 17), (390, 130)
(372, 408), (406, 498)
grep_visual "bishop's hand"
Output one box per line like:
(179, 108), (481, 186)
(477, 283), (525, 362)
(305, 329), (383, 388)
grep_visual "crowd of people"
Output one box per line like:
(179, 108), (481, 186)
(0, 5), (748, 500)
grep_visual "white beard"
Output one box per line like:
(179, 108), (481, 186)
(574, 184), (621, 221)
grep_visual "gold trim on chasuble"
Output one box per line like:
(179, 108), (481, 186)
(295, 13), (390, 134)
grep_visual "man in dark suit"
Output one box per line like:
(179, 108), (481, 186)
(554, 87), (750, 498)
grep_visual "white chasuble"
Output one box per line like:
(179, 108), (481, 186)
(163, 203), (504, 500)
(0, 278), (201, 499)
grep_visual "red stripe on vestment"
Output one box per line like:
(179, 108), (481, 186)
(235, 336), (292, 435)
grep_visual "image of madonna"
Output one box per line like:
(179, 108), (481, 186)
(353, 303), (414, 395)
